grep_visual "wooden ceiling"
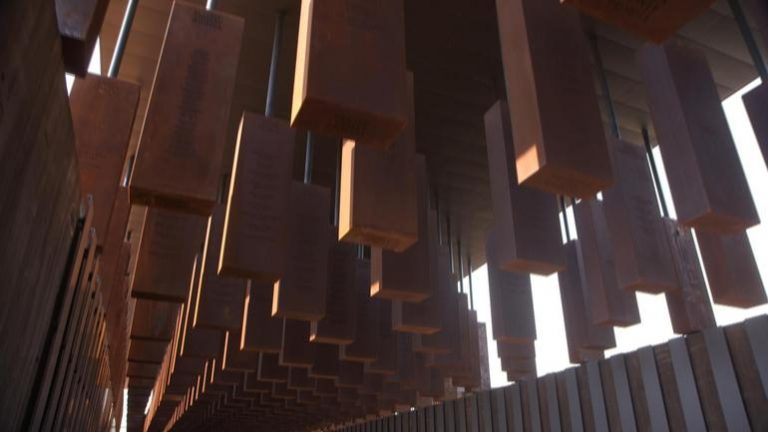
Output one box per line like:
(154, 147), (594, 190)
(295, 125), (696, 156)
(99, 0), (765, 272)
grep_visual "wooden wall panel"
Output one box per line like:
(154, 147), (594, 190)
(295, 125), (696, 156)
(219, 113), (295, 281)
(272, 182), (331, 321)
(484, 100), (564, 275)
(69, 74), (139, 240)
(661, 218), (716, 334)
(695, 229), (766, 308)
(573, 199), (640, 327)
(638, 40), (759, 233)
(130, 2), (243, 214)
(0, 1), (81, 427)
(602, 136), (675, 294)
(291, 0), (407, 146)
(495, 0), (613, 198)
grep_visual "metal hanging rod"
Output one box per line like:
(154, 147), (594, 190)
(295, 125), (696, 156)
(108, 0), (140, 78)
(467, 253), (474, 311)
(642, 127), (670, 219)
(457, 239), (464, 294)
(265, 11), (286, 117)
(729, 0), (768, 82)
(560, 196), (571, 242)
(304, 133), (314, 184)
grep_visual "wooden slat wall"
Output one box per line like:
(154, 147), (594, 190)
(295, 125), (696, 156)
(331, 316), (768, 432)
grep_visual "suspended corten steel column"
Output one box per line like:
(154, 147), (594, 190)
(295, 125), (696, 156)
(131, 208), (207, 303)
(639, 127), (716, 334)
(220, 10), (295, 281)
(54, 0), (111, 75)
(589, 37), (677, 295)
(338, 74), (418, 251)
(484, 101), (564, 275)
(662, 219), (716, 334)
(495, 0), (613, 198)
(129, 2), (244, 215)
(485, 228), (536, 344)
(340, 259), (378, 363)
(310, 228), (357, 345)
(391, 209), (442, 334)
(194, 206), (249, 331)
(558, 240), (616, 364)
(559, 0), (715, 43)
(574, 199), (640, 327)
(242, 282), (282, 353)
(638, 40), (759, 234)
(291, 0), (408, 147)
(69, 77), (140, 241)
(602, 137), (676, 294)
(696, 231), (766, 308)
(370, 156), (432, 302)
(272, 180), (331, 321)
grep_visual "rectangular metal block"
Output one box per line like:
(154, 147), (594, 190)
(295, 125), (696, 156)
(367, 300), (399, 375)
(310, 344), (341, 379)
(573, 199), (640, 327)
(555, 368), (584, 432)
(371, 156), (432, 301)
(495, 0), (613, 198)
(413, 251), (456, 354)
(55, 0), (111, 75)
(484, 100), (564, 275)
(258, 353), (289, 383)
(280, 319), (315, 368)
(272, 181), (331, 321)
(70, 74), (140, 239)
(339, 139), (418, 251)
(561, 0), (715, 43)
(221, 330), (260, 372)
(311, 235), (357, 344)
(638, 40), (759, 233)
(131, 207), (206, 302)
(219, 112), (294, 280)
(291, 0), (407, 146)
(131, 300), (181, 342)
(602, 137), (676, 293)
(661, 218), (715, 334)
(599, 355), (637, 432)
(742, 82), (768, 173)
(194, 206), (249, 331)
(695, 229), (766, 308)
(179, 256), (225, 359)
(558, 241), (615, 364)
(130, 2), (244, 214)
(340, 260), (378, 362)
(486, 232), (536, 344)
(624, 347), (669, 432)
(653, 341), (706, 432)
(241, 282), (282, 353)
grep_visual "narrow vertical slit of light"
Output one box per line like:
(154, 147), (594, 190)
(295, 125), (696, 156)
(457, 239), (464, 294)
(467, 253), (474, 311)
(729, 0), (768, 81)
(560, 196), (571, 242)
(642, 127), (669, 218)
(265, 11), (286, 117)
